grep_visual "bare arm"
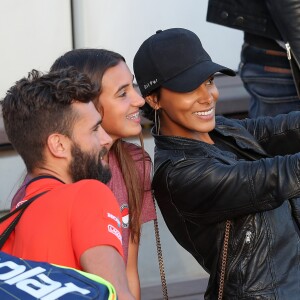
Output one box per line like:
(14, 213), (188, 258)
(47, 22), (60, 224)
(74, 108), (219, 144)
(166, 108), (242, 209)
(126, 235), (141, 300)
(80, 245), (135, 300)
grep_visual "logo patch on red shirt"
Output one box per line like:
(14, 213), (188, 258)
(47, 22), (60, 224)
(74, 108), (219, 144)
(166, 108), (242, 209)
(108, 224), (122, 244)
(103, 210), (121, 228)
(120, 204), (129, 228)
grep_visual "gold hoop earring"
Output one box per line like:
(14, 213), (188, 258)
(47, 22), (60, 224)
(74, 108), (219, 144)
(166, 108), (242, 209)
(154, 109), (161, 135)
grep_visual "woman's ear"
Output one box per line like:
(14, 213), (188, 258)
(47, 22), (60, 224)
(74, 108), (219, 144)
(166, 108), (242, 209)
(47, 133), (70, 158)
(145, 94), (160, 110)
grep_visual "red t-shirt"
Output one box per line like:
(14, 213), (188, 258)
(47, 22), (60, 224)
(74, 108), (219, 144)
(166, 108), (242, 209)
(1, 177), (123, 270)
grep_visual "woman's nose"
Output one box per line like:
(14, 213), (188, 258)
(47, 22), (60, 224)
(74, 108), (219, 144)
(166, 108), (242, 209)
(197, 85), (215, 104)
(132, 89), (145, 107)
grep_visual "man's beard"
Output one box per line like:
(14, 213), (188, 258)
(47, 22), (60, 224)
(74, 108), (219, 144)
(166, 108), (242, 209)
(69, 143), (111, 184)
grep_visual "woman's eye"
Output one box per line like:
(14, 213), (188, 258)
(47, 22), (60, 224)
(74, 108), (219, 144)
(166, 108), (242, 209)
(118, 90), (127, 97)
(207, 77), (214, 85)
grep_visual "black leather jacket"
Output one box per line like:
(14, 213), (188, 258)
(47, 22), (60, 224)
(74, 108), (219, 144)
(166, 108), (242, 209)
(152, 113), (300, 299)
(206, 0), (300, 95)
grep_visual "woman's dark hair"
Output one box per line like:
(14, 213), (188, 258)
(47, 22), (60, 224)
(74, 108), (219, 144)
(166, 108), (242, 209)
(51, 49), (147, 242)
(51, 49), (125, 95)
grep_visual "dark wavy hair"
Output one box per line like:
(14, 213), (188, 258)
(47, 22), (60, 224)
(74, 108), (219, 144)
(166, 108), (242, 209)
(1, 67), (99, 172)
(50, 49), (149, 242)
(50, 49), (125, 94)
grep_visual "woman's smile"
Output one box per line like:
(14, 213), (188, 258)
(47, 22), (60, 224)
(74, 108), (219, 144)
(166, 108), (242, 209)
(193, 107), (215, 119)
(126, 110), (141, 123)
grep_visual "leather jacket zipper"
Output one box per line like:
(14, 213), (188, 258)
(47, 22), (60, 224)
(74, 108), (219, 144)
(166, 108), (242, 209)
(286, 42), (291, 60)
(286, 42), (300, 69)
(245, 231), (252, 244)
(227, 230), (252, 279)
(285, 42), (300, 98)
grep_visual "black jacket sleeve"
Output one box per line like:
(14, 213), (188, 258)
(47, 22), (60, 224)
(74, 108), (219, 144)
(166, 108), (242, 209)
(161, 152), (300, 224)
(238, 112), (300, 155)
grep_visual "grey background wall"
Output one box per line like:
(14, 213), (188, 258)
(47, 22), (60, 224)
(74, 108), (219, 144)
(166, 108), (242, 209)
(71, 0), (242, 71)
(0, 0), (73, 208)
(0, 0), (243, 288)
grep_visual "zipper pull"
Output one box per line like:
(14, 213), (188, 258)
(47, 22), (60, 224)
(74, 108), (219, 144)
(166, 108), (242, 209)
(245, 231), (252, 244)
(286, 42), (291, 60)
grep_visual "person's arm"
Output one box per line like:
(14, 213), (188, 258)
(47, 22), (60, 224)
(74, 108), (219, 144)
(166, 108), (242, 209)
(126, 236), (141, 300)
(236, 111), (300, 155)
(154, 151), (300, 224)
(72, 181), (135, 299)
(123, 146), (154, 299)
(81, 245), (135, 300)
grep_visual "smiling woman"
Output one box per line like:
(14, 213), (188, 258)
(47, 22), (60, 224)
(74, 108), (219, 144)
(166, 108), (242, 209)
(146, 76), (219, 143)
(133, 27), (300, 299)
(99, 60), (145, 142)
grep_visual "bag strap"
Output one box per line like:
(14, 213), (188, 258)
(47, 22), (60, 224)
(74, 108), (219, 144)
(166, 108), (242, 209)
(153, 200), (169, 300)
(0, 191), (48, 249)
(218, 220), (231, 300)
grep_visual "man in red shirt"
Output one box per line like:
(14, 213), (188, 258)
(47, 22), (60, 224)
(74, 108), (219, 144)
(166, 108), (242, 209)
(1, 67), (135, 300)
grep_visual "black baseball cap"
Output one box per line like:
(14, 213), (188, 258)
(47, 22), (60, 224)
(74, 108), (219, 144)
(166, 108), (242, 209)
(133, 28), (236, 97)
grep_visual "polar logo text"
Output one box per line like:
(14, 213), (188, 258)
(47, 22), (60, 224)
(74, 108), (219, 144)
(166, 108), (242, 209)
(0, 261), (90, 299)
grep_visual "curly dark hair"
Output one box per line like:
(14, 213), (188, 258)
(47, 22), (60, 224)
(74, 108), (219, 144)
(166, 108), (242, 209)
(1, 67), (99, 172)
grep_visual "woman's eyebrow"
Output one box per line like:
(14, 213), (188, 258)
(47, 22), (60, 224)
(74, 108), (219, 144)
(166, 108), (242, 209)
(115, 83), (130, 94)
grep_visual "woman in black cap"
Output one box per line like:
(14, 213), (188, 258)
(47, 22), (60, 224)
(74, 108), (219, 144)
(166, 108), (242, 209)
(133, 28), (300, 299)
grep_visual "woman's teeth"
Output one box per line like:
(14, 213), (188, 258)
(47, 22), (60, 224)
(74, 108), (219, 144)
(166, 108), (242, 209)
(193, 108), (214, 116)
(126, 112), (139, 120)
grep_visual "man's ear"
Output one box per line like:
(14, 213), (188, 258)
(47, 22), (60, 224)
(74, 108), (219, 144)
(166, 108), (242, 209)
(145, 94), (160, 110)
(47, 133), (70, 158)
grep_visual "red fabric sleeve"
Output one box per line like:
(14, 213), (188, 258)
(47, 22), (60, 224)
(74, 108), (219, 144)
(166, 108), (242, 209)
(70, 180), (124, 263)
